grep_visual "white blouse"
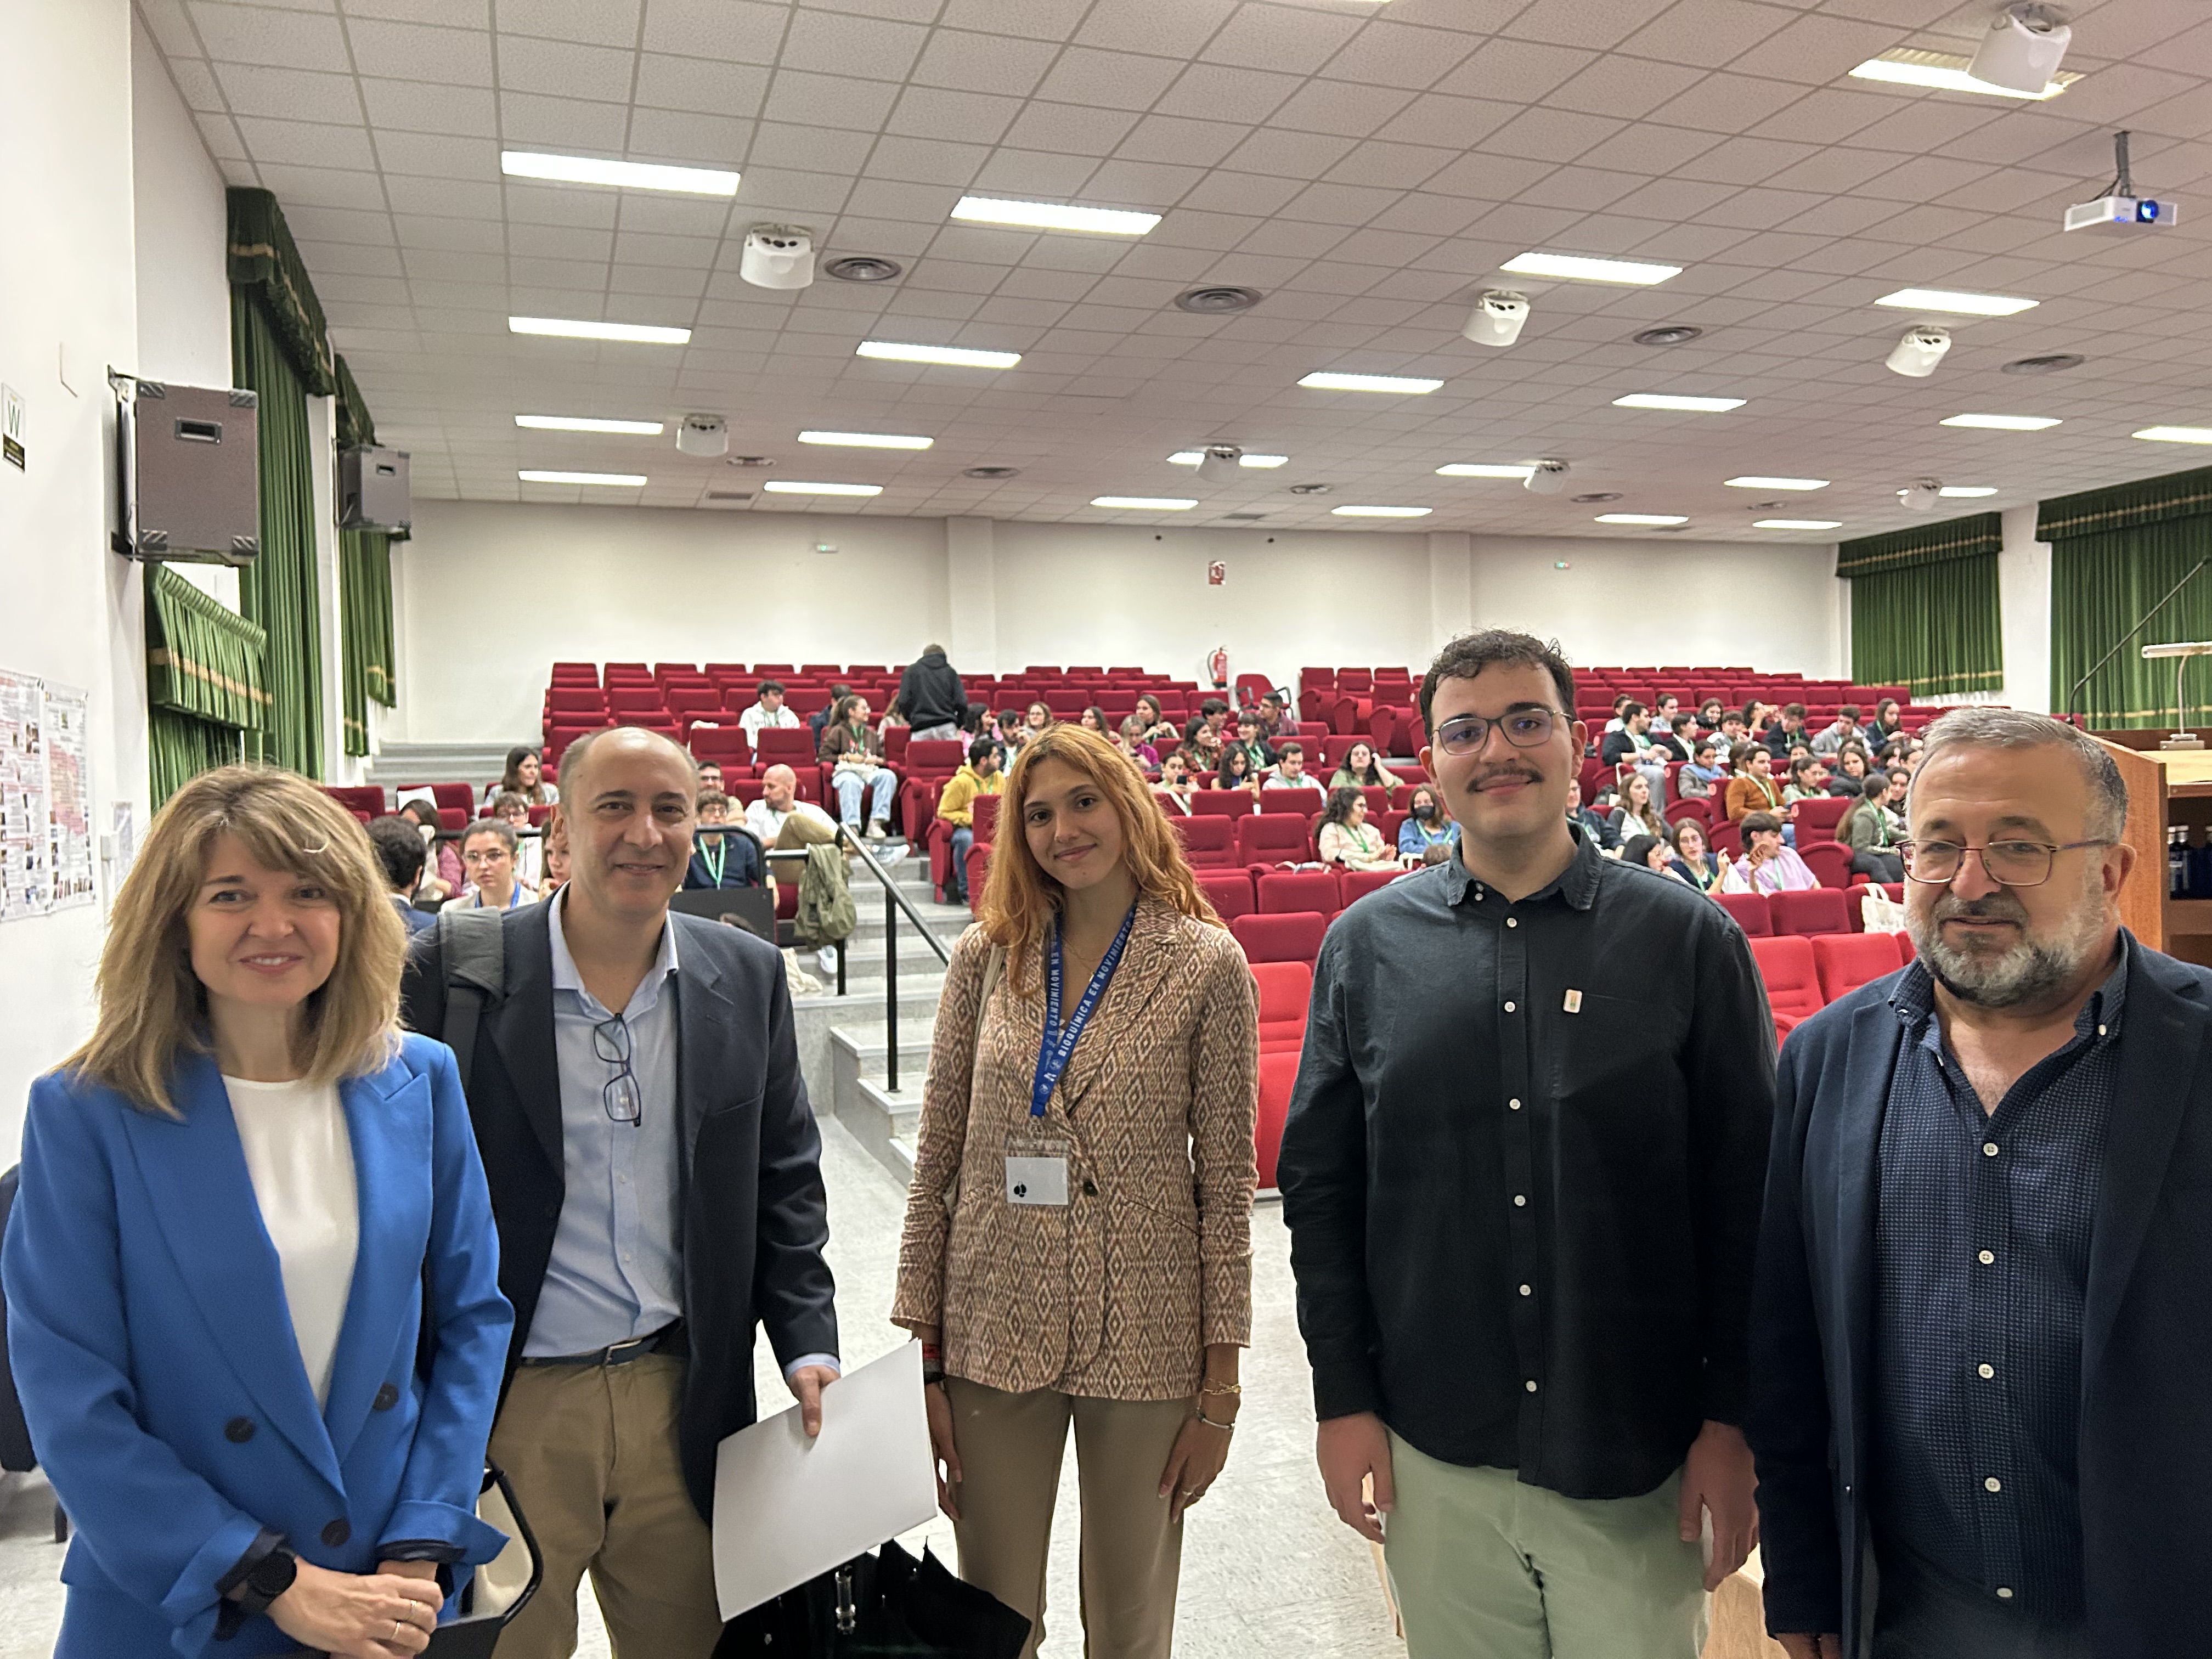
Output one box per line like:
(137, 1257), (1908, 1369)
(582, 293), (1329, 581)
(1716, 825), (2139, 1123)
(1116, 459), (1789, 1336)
(222, 1076), (360, 1408)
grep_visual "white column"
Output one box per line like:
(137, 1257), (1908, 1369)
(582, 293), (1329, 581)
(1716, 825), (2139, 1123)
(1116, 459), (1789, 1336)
(1427, 530), (1472, 656)
(307, 393), (348, 780)
(1996, 504), (2051, 712)
(945, 516), (998, 676)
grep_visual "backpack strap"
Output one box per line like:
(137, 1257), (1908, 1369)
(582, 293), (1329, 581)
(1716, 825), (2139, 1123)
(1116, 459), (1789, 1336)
(434, 906), (508, 1091)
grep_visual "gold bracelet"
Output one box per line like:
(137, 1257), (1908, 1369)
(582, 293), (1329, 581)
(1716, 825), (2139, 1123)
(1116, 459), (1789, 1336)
(1199, 1378), (1242, 1396)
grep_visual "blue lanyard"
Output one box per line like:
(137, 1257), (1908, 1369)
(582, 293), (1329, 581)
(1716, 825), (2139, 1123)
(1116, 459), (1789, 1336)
(1030, 905), (1137, 1118)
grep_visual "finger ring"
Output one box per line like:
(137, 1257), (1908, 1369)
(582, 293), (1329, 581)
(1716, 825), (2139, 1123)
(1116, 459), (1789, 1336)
(393, 1619), (406, 1643)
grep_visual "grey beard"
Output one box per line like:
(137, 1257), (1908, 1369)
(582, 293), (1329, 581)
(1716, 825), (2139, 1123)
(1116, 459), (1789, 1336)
(1908, 881), (2107, 1009)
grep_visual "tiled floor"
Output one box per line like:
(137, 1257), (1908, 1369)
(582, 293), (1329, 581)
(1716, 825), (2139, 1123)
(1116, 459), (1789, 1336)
(0, 1114), (1399, 1658)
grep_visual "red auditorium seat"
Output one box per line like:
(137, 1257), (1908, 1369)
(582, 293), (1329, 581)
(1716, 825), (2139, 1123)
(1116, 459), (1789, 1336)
(1668, 797), (1712, 829)
(1813, 933), (1905, 1003)
(1801, 841), (1854, 890)
(1771, 887), (1852, 937)
(1197, 871), (1256, 922)
(691, 727), (751, 768)
(548, 689), (606, 715)
(1751, 934), (1826, 1039)
(1252, 960), (1311, 1054)
(905, 739), (966, 776)
(1232, 911), (1327, 966)
(1191, 791), (1256, 817)
(1258, 787), (1323, 817)
(1717, 893), (1772, 936)
(1708, 821), (1742, 859)
(1795, 798), (1850, 840)
(1259, 871), (1339, 916)
(1238, 814), (1313, 868)
(754, 728), (818, 768)
(1256, 1050), (1297, 1193)
(528, 804), (554, 828)
(1234, 673), (1274, 709)
(1169, 815), (1237, 869)
(1336, 669), (1372, 693)
(325, 785), (385, 817)
(1338, 868), (1401, 907)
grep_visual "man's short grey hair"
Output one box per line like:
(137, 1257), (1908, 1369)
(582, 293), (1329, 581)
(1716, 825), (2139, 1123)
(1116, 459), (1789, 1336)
(1909, 708), (2127, 840)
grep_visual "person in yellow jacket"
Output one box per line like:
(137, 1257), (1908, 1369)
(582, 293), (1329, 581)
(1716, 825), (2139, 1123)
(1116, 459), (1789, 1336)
(936, 738), (1006, 905)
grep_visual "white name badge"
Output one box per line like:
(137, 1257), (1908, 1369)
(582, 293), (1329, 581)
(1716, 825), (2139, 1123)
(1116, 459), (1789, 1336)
(1005, 1154), (1070, 1207)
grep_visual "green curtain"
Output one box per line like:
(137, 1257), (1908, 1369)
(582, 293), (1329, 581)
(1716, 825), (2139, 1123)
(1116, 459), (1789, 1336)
(339, 530), (396, 756)
(149, 708), (245, 804)
(2049, 516), (2212, 725)
(227, 187), (335, 396)
(1848, 552), (2005, 697)
(232, 289), (325, 778)
(144, 566), (269, 805)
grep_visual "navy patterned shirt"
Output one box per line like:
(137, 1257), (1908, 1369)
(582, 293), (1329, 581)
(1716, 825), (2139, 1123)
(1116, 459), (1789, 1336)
(1872, 941), (2126, 1618)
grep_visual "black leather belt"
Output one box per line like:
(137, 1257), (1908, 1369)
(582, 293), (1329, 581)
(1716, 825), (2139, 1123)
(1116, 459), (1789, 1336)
(518, 1321), (686, 1368)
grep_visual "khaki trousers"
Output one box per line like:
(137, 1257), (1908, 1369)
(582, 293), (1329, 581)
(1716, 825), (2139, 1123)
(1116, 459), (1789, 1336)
(489, 1355), (724, 1659)
(1384, 1434), (1707, 1659)
(944, 1378), (1191, 1659)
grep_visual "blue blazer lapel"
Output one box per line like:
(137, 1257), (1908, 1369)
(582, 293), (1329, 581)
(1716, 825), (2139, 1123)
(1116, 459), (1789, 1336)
(673, 920), (738, 1172)
(116, 1056), (342, 1491)
(2085, 950), (2206, 1367)
(1831, 995), (1902, 1465)
(489, 909), (563, 1175)
(324, 1057), (433, 1466)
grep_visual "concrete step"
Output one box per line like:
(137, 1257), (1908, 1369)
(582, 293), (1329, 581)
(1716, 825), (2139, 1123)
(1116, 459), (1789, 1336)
(364, 741), (515, 789)
(830, 1023), (938, 1089)
(833, 1070), (924, 1185)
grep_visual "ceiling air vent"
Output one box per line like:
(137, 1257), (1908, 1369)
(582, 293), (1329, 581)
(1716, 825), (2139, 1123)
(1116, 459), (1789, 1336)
(824, 256), (902, 282)
(1174, 285), (1263, 314)
(2001, 353), (2086, 375)
(1632, 325), (1703, 346)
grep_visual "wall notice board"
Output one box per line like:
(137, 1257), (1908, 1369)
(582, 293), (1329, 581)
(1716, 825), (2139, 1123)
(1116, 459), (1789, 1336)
(0, 669), (94, 920)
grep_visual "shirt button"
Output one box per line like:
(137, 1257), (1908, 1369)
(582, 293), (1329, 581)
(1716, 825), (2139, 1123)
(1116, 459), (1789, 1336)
(1513, 1194), (1526, 1207)
(1978, 1249), (1995, 1265)
(2097, 1024), (2107, 1037)
(1524, 1380), (1538, 1393)
(1977, 1363), (1994, 1379)
(1504, 1000), (1516, 1012)
(1506, 918), (1517, 928)
(1996, 1588), (2014, 1600)
(1519, 1284), (1532, 1296)
(1982, 1142), (2000, 1157)
(1984, 1476), (2002, 1493)
(1508, 1098), (1522, 1110)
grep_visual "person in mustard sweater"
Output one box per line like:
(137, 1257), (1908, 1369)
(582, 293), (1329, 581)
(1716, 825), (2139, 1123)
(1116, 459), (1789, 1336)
(1723, 743), (1791, 825)
(935, 738), (1005, 905)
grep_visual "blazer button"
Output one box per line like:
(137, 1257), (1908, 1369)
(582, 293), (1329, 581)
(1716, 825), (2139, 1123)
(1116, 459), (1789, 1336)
(373, 1383), (400, 1412)
(321, 1519), (351, 1549)
(223, 1417), (256, 1444)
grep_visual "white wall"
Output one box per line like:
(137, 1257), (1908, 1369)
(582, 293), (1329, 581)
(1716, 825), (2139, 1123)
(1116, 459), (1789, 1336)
(395, 500), (1850, 743)
(0, 0), (146, 1147)
(1996, 505), (2053, 712)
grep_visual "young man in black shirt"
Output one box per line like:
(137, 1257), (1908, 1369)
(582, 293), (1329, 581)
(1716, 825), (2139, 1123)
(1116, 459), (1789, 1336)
(1280, 628), (1774, 1658)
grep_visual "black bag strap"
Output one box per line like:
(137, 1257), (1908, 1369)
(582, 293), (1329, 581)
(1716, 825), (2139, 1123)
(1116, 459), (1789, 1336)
(435, 906), (507, 1091)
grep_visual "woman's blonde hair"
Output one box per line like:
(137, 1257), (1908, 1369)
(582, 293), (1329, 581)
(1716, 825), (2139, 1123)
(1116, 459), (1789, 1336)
(63, 765), (405, 1115)
(977, 723), (1219, 988)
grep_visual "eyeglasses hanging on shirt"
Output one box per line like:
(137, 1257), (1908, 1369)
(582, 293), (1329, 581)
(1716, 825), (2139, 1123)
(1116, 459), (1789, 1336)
(592, 1015), (642, 1125)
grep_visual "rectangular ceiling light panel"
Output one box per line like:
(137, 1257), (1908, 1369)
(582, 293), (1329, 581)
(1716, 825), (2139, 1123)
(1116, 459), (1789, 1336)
(1940, 486), (1999, 496)
(1437, 463), (1537, 478)
(1167, 451), (1289, 467)
(1941, 413), (2060, 430)
(1874, 287), (2038, 317)
(1614, 393), (1746, 412)
(1848, 50), (2075, 100)
(798, 431), (933, 449)
(2135, 426), (2212, 444)
(1500, 252), (1681, 285)
(951, 196), (1160, 235)
(510, 316), (691, 345)
(501, 151), (740, 195)
(1092, 496), (1196, 510)
(1298, 371), (1443, 393)
(518, 470), (646, 486)
(1725, 476), (1828, 489)
(856, 341), (1021, 369)
(761, 480), (883, 496)
(1754, 519), (1843, 530)
(516, 415), (664, 434)
(1331, 505), (1431, 517)
(1596, 513), (1688, 525)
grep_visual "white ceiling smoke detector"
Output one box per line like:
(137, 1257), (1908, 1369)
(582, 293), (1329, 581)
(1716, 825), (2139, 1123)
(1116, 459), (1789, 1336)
(1970, 5), (2071, 97)
(1463, 290), (1530, 348)
(1195, 445), (1244, 485)
(1524, 460), (1570, 495)
(1886, 326), (1953, 378)
(740, 225), (815, 290)
(1898, 479), (1943, 512)
(676, 414), (729, 457)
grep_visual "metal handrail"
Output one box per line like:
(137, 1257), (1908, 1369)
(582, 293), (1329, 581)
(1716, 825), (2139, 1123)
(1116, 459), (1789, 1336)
(828, 826), (951, 1094)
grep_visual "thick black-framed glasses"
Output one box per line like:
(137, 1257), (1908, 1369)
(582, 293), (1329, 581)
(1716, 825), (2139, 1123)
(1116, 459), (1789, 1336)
(591, 1015), (642, 1125)
(1900, 838), (2112, 888)
(1435, 708), (1562, 757)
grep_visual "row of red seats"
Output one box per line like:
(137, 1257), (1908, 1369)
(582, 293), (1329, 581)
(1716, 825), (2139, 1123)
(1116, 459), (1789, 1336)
(1753, 931), (1912, 1040)
(1717, 883), (1903, 940)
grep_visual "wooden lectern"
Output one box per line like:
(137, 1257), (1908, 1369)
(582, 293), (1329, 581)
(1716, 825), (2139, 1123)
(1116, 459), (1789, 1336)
(2094, 731), (2212, 966)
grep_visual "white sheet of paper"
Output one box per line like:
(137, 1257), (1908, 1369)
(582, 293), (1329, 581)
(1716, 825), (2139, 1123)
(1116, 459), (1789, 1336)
(710, 1341), (937, 1620)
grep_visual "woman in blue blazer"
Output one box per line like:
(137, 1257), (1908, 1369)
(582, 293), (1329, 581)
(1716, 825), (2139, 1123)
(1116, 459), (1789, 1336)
(3, 766), (512, 1658)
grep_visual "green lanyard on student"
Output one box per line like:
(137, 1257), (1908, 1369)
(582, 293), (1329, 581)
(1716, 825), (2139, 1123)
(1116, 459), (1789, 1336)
(700, 834), (726, 887)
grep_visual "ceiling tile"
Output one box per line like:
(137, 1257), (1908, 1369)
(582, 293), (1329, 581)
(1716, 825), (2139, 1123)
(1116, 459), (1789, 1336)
(1071, 0), (1240, 60)
(1000, 101), (1147, 156)
(637, 0), (788, 62)
(495, 34), (636, 102)
(1434, 38), (1598, 103)
(254, 161), (388, 209)
(387, 176), (504, 217)
(233, 114), (379, 170)
(760, 68), (902, 131)
(1262, 78), (1417, 139)
(1113, 114), (1252, 168)
(1200, 4), (1364, 76)
(360, 77), (499, 137)
(495, 0), (642, 49)
(1481, 106), (1628, 164)
(908, 29), (1062, 97)
(1544, 55), (1708, 120)
(1642, 71), (1807, 134)
(346, 19), (493, 86)
(746, 121), (874, 173)
(634, 54), (770, 117)
(1321, 141), (1456, 190)
(499, 91), (631, 149)
(628, 107), (754, 165)
(1154, 63), (1304, 125)
(935, 0), (1091, 42)
(1723, 14), (1910, 86)
(1504, 0), (1681, 50)
(1318, 21), (1481, 91)
(1614, 0), (1798, 66)
(969, 148), (1104, 197)
(1034, 48), (1187, 112)
(887, 86), (1025, 145)
(188, 2), (352, 70)
(212, 61), (364, 121)
(867, 136), (994, 187)
(778, 9), (930, 81)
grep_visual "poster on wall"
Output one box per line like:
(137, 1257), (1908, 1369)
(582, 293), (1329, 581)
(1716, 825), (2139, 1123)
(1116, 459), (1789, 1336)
(0, 669), (95, 921)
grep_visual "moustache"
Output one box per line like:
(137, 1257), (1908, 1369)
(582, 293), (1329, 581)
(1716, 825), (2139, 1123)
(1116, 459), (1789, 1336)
(1468, 765), (1543, 791)
(1931, 890), (2030, 926)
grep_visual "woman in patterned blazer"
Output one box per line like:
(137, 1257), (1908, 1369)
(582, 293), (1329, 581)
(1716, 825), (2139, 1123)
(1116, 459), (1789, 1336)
(894, 721), (1259, 1659)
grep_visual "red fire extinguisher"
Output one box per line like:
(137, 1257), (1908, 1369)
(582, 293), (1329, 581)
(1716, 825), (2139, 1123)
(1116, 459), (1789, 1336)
(1205, 646), (1228, 689)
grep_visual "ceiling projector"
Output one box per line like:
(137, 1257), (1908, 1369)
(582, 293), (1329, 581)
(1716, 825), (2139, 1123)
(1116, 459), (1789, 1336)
(2067, 130), (2176, 234)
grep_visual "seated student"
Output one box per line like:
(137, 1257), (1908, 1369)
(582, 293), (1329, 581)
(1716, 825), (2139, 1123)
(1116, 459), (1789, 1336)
(739, 678), (802, 738)
(1195, 696), (1232, 745)
(1231, 712), (1277, 774)
(693, 759), (725, 797)
(1077, 706), (1110, 737)
(1565, 777), (1609, 847)
(684, 789), (765, 889)
(1809, 703), (1864, 757)
(1865, 695), (1905, 747)
(1190, 722), (1226, 771)
(1133, 693), (1178, 748)
(819, 692), (898, 839)
(396, 798), (460, 900)
(1714, 708), (1752, 758)
(1255, 691), (1287, 738)
(1718, 810), (1819, 895)
(1262, 741), (1314, 789)
(934, 738), (1004, 905)
(1212, 744), (1261, 794)
(1599, 702), (1671, 800)
(537, 805), (570, 901)
(1155, 751), (1197, 814)
(1316, 787), (1398, 871)
(456, 817), (535, 910)
(488, 790), (542, 887)
(1329, 740), (1401, 793)
(1667, 816), (1727, 894)
(1600, 693), (1633, 736)
(1781, 754), (1830, 809)
(1116, 715), (1159, 772)
(807, 681), (854, 744)
(366, 814), (435, 933)
(1827, 744), (1872, 797)
(1764, 700), (1810, 758)
(1620, 832), (1690, 885)
(1695, 697), (1725, 735)
(1724, 742), (1790, 822)
(1607, 772), (1668, 848)
(745, 763), (839, 848)
(877, 698), (910, 741)
(1839, 766), (1908, 883)
(1397, 783), (1459, 860)
(1678, 738), (1725, 798)
(486, 744), (558, 808)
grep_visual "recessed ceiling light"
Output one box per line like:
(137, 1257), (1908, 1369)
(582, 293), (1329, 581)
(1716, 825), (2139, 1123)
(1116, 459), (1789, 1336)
(1848, 48), (2076, 100)
(823, 256), (902, 283)
(1941, 413), (2060, 430)
(1331, 505), (1432, 517)
(761, 480), (883, 496)
(518, 469), (646, 486)
(515, 415), (664, 435)
(1500, 252), (1682, 285)
(1725, 476), (1829, 490)
(500, 151), (740, 195)
(510, 315), (690, 345)
(1614, 393), (1746, 412)
(1298, 371), (1443, 394)
(951, 196), (1160, 235)
(1632, 325), (1703, 346)
(1874, 287), (2039, 317)
(2135, 426), (2212, 444)
(1092, 496), (1196, 510)
(855, 340), (1020, 369)
(1596, 513), (1689, 526)
(1168, 450), (1288, 467)
(2003, 353), (2085, 375)
(1754, 519), (1843, 531)
(1437, 463), (1537, 478)
(798, 430), (933, 449)
(1940, 486), (1999, 497)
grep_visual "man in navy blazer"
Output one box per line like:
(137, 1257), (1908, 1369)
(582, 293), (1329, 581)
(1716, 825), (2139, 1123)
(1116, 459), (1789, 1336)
(403, 727), (839, 1657)
(1750, 709), (2210, 1659)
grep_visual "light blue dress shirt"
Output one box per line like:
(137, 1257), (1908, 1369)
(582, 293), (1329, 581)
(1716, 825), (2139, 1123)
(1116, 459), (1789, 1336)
(529, 892), (837, 1380)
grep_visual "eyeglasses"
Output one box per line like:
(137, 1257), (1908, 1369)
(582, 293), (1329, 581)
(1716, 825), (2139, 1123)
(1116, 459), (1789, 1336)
(1434, 708), (1561, 757)
(1900, 838), (2112, 888)
(591, 1016), (642, 1125)
(462, 849), (511, 866)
